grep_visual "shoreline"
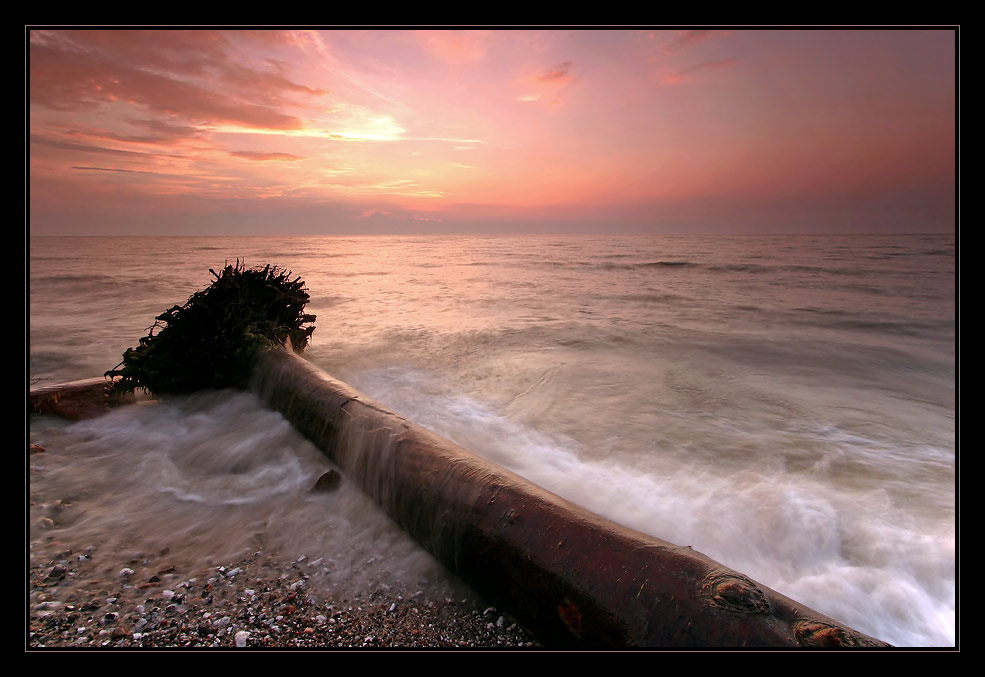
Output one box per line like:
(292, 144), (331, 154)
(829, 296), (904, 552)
(29, 431), (538, 650)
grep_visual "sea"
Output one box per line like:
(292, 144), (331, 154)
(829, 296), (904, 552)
(27, 233), (956, 647)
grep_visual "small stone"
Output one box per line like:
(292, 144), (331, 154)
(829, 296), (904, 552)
(46, 565), (66, 581)
(310, 469), (342, 492)
(119, 567), (134, 577)
(234, 630), (250, 647)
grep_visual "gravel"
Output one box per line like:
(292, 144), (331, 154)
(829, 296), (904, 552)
(28, 545), (540, 649)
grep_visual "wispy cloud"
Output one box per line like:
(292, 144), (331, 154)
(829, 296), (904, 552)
(538, 61), (575, 84)
(31, 133), (170, 159)
(518, 60), (577, 106)
(71, 165), (158, 174)
(667, 29), (716, 52)
(649, 29), (729, 60)
(416, 30), (491, 65)
(664, 57), (738, 85)
(229, 150), (306, 162)
(29, 30), (319, 131)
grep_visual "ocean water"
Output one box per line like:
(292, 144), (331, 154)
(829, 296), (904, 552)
(28, 234), (956, 647)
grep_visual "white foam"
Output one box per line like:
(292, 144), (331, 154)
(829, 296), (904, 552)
(352, 366), (955, 647)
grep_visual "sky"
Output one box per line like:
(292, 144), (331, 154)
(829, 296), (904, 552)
(27, 28), (957, 236)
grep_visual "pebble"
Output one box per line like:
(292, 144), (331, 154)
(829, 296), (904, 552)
(29, 551), (539, 649)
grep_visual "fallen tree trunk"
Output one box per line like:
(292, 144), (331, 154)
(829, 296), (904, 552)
(29, 377), (136, 420)
(251, 348), (889, 648)
(30, 353), (891, 647)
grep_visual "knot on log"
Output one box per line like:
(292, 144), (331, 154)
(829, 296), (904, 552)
(793, 620), (865, 647)
(701, 571), (772, 615)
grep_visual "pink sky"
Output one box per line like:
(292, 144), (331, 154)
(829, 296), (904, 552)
(28, 28), (956, 235)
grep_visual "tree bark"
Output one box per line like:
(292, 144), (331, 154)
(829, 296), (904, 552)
(29, 377), (135, 420)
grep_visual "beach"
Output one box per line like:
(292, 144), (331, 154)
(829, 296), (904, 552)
(29, 440), (537, 649)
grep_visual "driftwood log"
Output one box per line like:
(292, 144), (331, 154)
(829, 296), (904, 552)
(29, 352), (890, 647)
(29, 377), (135, 420)
(30, 262), (890, 647)
(249, 348), (890, 648)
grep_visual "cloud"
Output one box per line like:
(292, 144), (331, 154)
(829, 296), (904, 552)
(538, 61), (575, 84)
(417, 30), (491, 64)
(71, 165), (157, 174)
(653, 29), (729, 58)
(518, 60), (576, 106)
(53, 118), (204, 147)
(229, 150), (306, 162)
(29, 30), (316, 131)
(30, 133), (160, 158)
(664, 58), (738, 85)
(668, 30), (714, 51)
